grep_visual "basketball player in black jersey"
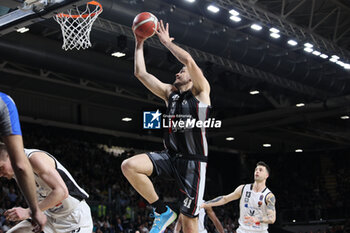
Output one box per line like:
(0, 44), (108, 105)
(122, 20), (211, 233)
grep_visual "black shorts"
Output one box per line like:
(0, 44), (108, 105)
(147, 150), (207, 218)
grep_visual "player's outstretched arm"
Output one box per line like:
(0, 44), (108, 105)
(29, 152), (69, 211)
(201, 185), (244, 208)
(205, 207), (225, 233)
(134, 35), (173, 102)
(156, 20), (210, 98)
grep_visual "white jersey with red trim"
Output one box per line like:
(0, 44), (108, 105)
(238, 184), (271, 232)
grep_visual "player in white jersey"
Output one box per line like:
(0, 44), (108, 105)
(0, 92), (46, 232)
(201, 162), (276, 233)
(0, 143), (93, 233)
(174, 200), (224, 233)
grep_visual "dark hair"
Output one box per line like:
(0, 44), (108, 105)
(256, 161), (270, 175)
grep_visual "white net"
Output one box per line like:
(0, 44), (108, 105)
(54, 1), (102, 50)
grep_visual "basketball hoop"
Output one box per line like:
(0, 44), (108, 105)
(54, 1), (102, 50)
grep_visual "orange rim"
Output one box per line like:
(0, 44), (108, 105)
(56, 1), (102, 19)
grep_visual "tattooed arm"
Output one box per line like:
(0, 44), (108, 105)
(262, 193), (276, 224)
(244, 193), (276, 225)
(201, 185), (244, 208)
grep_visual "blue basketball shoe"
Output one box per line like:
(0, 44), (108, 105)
(150, 206), (177, 233)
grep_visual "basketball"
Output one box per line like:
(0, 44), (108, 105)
(132, 12), (158, 39)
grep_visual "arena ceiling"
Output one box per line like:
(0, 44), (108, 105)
(0, 0), (350, 154)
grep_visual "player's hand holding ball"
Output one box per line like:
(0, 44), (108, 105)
(155, 20), (174, 46)
(132, 12), (159, 42)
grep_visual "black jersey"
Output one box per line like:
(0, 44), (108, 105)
(163, 91), (210, 157)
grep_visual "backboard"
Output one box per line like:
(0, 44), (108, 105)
(0, 0), (89, 36)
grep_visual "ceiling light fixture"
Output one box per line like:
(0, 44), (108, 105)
(331, 55), (340, 60)
(229, 9), (239, 16)
(207, 5), (220, 13)
(336, 61), (345, 66)
(287, 40), (298, 46)
(304, 43), (313, 47)
(122, 117), (132, 122)
(304, 47), (313, 53)
(111, 52), (126, 57)
(270, 33), (280, 39)
(16, 27), (29, 33)
(269, 28), (279, 33)
(249, 90), (260, 95)
(230, 15), (241, 22)
(312, 50), (321, 56)
(250, 24), (262, 31)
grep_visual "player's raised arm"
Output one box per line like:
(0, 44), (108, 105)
(156, 20), (210, 97)
(201, 185), (244, 208)
(134, 34), (173, 102)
